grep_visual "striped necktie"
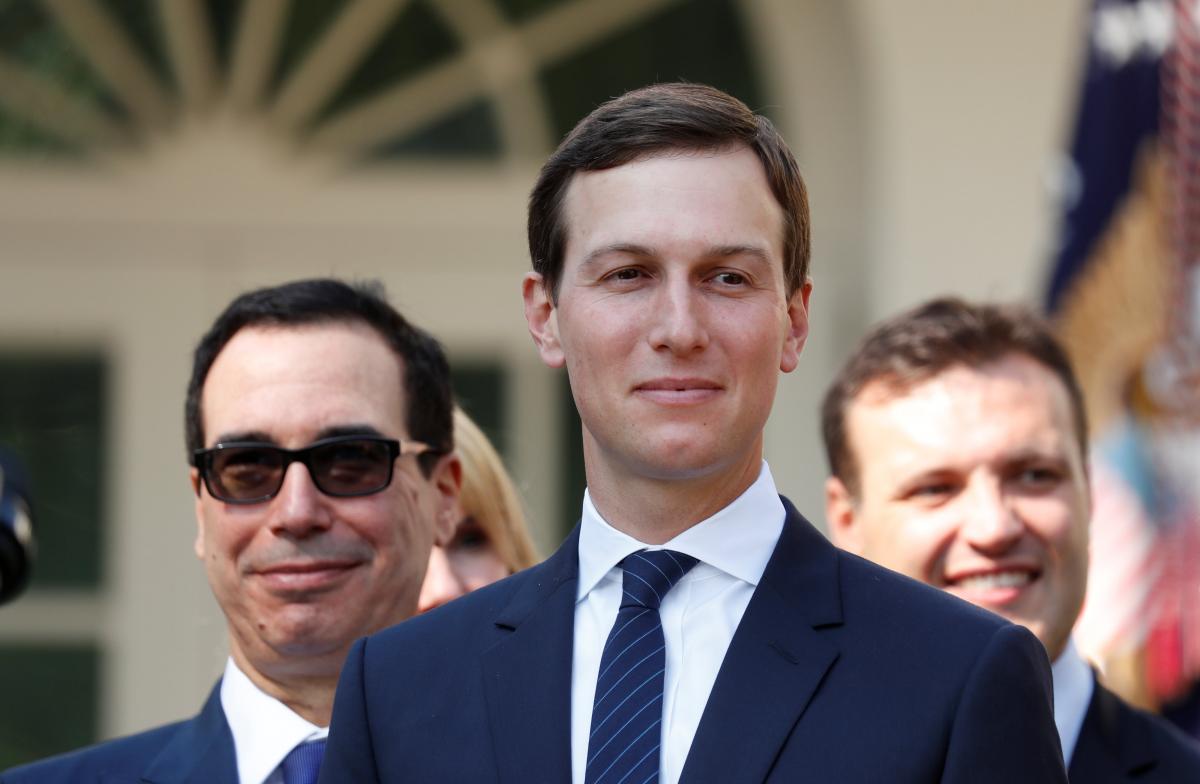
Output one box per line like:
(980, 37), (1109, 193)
(585, 549), (698, 784)
(281, 738), (326, 784)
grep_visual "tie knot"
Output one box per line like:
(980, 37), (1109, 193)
(281, 739), (326, 784)
(619, 549), (698, 610)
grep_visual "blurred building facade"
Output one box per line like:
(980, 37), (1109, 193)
(0, 0), (1086, 765)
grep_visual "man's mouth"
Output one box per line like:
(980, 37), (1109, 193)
(949, 570), (1036, 591)
(252, 560), (362, 593)
(637, 377), (722, 390)
(943, 567), (1040, 607)
(633, 378), (723, 404)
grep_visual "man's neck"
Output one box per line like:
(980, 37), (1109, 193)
(584, 453), (763, 544)
(229, 644), (339, 727)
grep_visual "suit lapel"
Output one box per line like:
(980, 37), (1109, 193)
(1068, 677), (1156, 781)
(140, 683), (238, 784)
(680, 500), (842, 784)
(482, 525), (580, 784)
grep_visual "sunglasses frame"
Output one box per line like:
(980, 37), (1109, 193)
(192, 434), (432, 505)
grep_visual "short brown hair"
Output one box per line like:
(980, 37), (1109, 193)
(821, 297), (1089, 496)
(528, 82), (810, 300)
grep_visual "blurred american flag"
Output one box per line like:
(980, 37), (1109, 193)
(1051, 0), (1200, 723)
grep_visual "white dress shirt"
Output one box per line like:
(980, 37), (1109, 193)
(1052, 640), (1095, 765)
(570, 462), (786, 784)
(220, 657), (329, 784)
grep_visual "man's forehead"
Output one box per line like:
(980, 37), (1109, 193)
(852, 354), (1066, 406)
(206, 321), (403, 383)
(848, 358), (1083, 464)
(564, 143), (770, 196)
(560, 147), (785, 265)
(200, 321), (408, 444)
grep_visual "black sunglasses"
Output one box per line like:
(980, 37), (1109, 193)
(192, 435), (432, 505)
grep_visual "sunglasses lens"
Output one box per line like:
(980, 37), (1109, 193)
(310, 439), (393, 496)
(209, 447), (284, 502)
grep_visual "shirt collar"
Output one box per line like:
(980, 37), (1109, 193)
(220, 657), (328, 784)
(576, 461), (785, 601)
(1051, 639), (1095, 764)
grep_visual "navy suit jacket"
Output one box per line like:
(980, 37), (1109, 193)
(320, 500), (1068, 783)
(0, 683), (236, 784)
(1069, 676), (1200, 781)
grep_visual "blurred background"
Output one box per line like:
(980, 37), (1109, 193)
(4, 0), (1196, 768)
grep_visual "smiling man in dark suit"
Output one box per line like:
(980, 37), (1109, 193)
(2, 279), (462, 784)
(320, 83), (1068, 783)
(823, 297), (1200, 782)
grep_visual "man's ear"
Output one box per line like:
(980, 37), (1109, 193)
(825, 475), (863, 553)
(429, 453), (463, 547)
(522, 272), (565, 369)
(780, 279), (813, 373)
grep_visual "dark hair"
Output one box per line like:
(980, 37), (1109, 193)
(184, 278), (453, 475)
(821, 297), (1089, 496)
(528, 82), (810, 300)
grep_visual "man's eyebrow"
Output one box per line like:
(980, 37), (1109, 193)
(709, 244), (772, 263)
(580, 243), (773, 267)
(210, 430), (273, 446)
(580, 242), (655, 267)
(207, 424), (386, 447)
(1004, 448), (1071, 466)
(315, 424), (387, 441)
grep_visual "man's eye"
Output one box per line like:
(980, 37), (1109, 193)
(224, 465), (271, 485)
(910, 483), (954, 499)
(609, 268), (643, 282)
(1015, 467), (1062, 487)
(712, 271), (747, 286)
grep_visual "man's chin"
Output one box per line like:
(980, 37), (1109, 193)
(252, 604), (357, 654)
(269, 626), (356, 662)
(628, 449), (736, 483)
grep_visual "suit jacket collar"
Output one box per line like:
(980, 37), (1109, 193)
(576, 464), (785, 595)
(1068, 675), (1157, 781)
(678, 498), (841, 783)
(493, 522), (580, 630)
(482, 498), (843, 784)
(482, 524), (581, 784)
(140, 682), (237, 784)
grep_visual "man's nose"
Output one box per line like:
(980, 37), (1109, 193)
(270, 461), (334, 537)
(960, 478), (1024, 553)
(647, 279), (709, 355)
(418, 546), (466, 614)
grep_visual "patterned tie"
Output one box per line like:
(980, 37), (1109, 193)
(281, 738), (326, 784)
(585, 549), (698, 784)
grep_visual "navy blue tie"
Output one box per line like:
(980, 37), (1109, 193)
(585, 549), (698, 784)
(281, 738), (326, 784)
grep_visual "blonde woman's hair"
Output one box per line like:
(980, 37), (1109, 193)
(454, 407), (539, 571)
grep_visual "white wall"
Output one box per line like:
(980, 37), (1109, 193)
(747, 0), (1087, 518)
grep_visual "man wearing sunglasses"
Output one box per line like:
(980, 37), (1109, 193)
(3, 278), (460, 784)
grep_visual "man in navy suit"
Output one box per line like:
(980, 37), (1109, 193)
(823, 297), (1200, 781)
(320, 83), (1068, 783)
(2, 279), (463, 783)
